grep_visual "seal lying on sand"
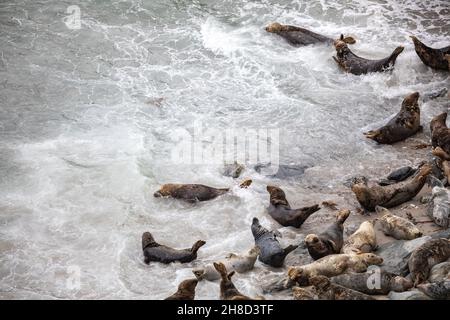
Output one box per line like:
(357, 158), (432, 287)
(331, 270), (412, 295)
(193, 247), (259, 281)
(410, 36), (450, 70)
(417, 280), (450, 299)
(164, 279), (198, 300)
(142, 232), (205, 264)
(214, 262), (263, 300)
(431, 113), (450, 156)
(333, 35), (404, 75)
(251, 218), (298, 267)
(343, 221), (377, 254)
(310, 275), (375, 300)
(375, 206), (422, 240)
(287, 253), (383, 286)
(266, 186), (320, 228)
(408, 238), (450, 286)
(305, 209), (350, 260)
(265, 22), (355, 47)
(364, 92), (421, 144)
(154, 179), (252, 202)
(351, 163), (432, 211)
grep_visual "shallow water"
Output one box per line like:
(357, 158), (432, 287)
(0, 0), (449, 299)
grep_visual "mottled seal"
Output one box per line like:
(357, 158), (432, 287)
(343, 221), (377, 254)
(142, 232), (206, 264)
(431, 112), (450, 156)
(351, 163), (432, 211)
(408, 238), (450, 286)
(429, 262), (450, 283)
(164, 279), (198, 300)
(193, 247), (259, 281)
(265, 22), (355, 47)
(417, 280), (450, 300)
(292, 286), (317, 300)
(375, 206), (422, 240)
(251, 217), (298, 268)
(287, 253), (383, 286)
(266, 185), (320, 228)
(305, 209), (350, 260)
(364, 92), (421, 144)
(410, 36), (450, 70)
(427, 186), (450, 228)
(213, 262), (263, 300)
(331, 270), (413, 295)
(154, 179), (252, 202)
(310, 275), (375, 300)
(333, 35), (404, 75)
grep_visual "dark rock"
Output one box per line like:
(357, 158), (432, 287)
(222, 162), (244, 178)
(254, 164), (309, 179)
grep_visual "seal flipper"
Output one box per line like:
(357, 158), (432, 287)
(282, 244), (298, 257)
(388, 46), (404, 65)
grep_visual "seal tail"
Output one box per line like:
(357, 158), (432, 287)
(364, 130), (381, 142)
(336, 208), (350, 224)
(282, 244), (298, 257)
(191, 240), (206, 254)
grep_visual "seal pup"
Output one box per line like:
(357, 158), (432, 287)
(310, 275), (375, 300)
(417, 280), (450, 299)
(364, 92), (421, 144)
(305, 209), (351, 260)
(343, 221), (377, 254)
(410, 36), (450, 70)
(251, 217), (298, 268)
(213, 262), (263, 300)
(153, 179), (252, 203)
(408, 238), (450, 286)
(192, 247), (259, 281)
(164, 279), (198, 300)
(142, 232), (206, 264)
(265, 22), (356, 47)
(331, 270), (413, 295)
(333, 35), (404, 75)
(375, 206), (422, 240)
(426, 186), (450, 228)
(287, 253), (383, 286)
(431, 112), (450, 156)
(351, 163), (432, 211)
(266, 186), (320, 228)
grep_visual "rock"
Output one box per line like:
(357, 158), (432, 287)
(388, 290), (431, 300)
(377, 230), (450, 276)
(285, 237), (313, 266)
(254, 164), (308, 179)
(222, 162), (244, 178)
(345, 222), (359, 237)
(429, 262), (450, 283)
(423, 88), (448, 102)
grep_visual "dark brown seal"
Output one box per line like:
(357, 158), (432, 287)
(333, 35), (404, 75)
(408, 238), (450, 286)
(266, 185), (320, 228)
(154, 180), (252, 202)
(431, 112), (450, 156)
(351, 163), (431, 211)
(310, 275), (375, 300)
(265, 22), (356, 47)
(142, 232), (205, 264)
(364, 92), (421, 144)
(305, 209), (350, 260)
(164, 279), (198, 300)
(213, 262), (261, 300)
(410, 36), (450, 70)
